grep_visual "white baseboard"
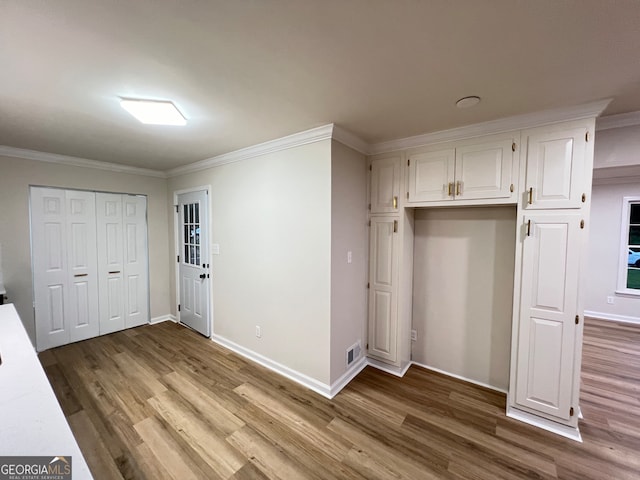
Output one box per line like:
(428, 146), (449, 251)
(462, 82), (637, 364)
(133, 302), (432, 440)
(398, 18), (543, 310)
(329, 357), (368, 397)
(150, 314), (177, 324)
(410, 362), (508, 394)
(506, 406), (582, 443)
(211, 334), (335, 399)
(584, 310), (640, 325)
(366, 357), (412, 377)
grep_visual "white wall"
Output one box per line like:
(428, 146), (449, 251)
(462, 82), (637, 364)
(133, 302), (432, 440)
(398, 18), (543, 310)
(411, 206), (515, 391)
(594, 124), (640, 169)
(330, 141), (368, 383)
(167, 141), (333, 385)
(0, 155), (171, 344)
(585, 181), (640, 322)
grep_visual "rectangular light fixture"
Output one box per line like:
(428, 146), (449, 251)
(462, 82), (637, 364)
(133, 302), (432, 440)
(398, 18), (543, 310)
(120, 98), (186, 126)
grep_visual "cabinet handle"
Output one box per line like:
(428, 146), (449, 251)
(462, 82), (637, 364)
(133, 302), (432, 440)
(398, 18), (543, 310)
(528, 187), (533, 204)
(392, 196), (398, 209)
(526, 220), (531, 236)
(456, 181), (462, 196)
(447, 183), (453, 196)
(74, 273), (88, 277)
(393, 220), (398, 233)
(108, 271), (121, 274)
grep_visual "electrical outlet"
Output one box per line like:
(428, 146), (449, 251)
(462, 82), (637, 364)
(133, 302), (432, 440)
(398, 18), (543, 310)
(256, 326), (262, 338)
(347, 251), (352, 264)
(607, 296), (615, 305)
(411, 329), (417, 341)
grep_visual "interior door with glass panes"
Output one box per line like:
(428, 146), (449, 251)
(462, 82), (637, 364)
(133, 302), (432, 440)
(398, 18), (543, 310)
(178, 190), (210, 337)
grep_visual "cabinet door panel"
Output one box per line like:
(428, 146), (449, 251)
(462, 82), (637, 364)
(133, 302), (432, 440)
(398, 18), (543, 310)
(455, 139), (513, 200)
(371, 156), (401, 213)
(368, 218), (398, 362)
(524, 127), (586, 209)
(516, 214), (580, 421)
(407, 149), (455, 202)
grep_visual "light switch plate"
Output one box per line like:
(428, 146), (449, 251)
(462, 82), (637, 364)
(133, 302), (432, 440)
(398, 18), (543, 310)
(212, 243), (220, 255)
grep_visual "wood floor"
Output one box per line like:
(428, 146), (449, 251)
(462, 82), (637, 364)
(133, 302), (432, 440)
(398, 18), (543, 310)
(39, 318), (640, 480)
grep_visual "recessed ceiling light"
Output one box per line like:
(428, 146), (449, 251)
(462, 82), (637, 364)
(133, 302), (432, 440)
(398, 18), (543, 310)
(455, 96), (481, 109)
(120, 98), (186, 126)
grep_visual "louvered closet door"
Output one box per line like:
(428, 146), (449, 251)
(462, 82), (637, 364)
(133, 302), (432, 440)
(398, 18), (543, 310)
(515, 213), (581, 422)
(122, 195), (149, 328)
(66, 190), (100, 342)
(97, 193), (125, 334)
(32, 188), (71, 350)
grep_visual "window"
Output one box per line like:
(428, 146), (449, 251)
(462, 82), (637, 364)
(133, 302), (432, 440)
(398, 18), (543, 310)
(183, 202), (201, 266)
(618, 197), (640, 293)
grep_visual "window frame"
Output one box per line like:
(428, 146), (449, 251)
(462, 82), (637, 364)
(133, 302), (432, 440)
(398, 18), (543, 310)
(616, 196), (640, 296)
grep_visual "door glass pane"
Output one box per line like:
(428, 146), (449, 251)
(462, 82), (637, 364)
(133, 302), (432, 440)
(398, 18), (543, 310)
(184, 244), (189, 264)
(627, 267), (640, 289)
(195, 203), (199, 223)
(189, 245), (195, 264)
(196, 246), (201, 265)
(629, 226), (640, 246)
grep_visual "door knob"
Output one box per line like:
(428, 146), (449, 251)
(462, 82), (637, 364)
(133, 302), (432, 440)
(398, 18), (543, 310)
(199, 273), (206, 279)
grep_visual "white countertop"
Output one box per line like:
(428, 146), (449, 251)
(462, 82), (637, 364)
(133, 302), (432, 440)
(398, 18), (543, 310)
(0, 304), (92, 479)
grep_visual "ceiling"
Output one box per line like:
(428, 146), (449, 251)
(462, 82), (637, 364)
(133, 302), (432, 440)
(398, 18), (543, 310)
(1, 0), (640, 171)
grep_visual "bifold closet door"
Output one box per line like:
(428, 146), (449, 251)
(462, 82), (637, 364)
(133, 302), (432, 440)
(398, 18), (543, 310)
(97, 193), (149, 333)
(32, 188), (99, 350)
(97, 193), (125, 334)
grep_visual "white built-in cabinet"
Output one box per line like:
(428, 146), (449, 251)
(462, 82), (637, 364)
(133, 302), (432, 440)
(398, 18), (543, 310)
(31, 187), (149, 351)
(367, 117), (594, 439)
(407, 134), (518, 204)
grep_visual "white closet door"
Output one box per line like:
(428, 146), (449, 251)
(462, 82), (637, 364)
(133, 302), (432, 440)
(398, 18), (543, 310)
(32, 188), (70, 350)
(123, 195), (149, 328)
(66, 190), (100, 343)
(97, 193), (125, 334)
(515, 213), (580, 421)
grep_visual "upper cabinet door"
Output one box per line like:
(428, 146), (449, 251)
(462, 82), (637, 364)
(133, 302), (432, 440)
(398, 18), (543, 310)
(454, 138), (514, 201)
(523, 125), (587, 209)
(370, 156), (401, 213)
(407, 148), (455, 202)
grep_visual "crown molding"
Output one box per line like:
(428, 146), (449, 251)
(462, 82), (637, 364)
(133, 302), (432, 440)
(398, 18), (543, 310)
(596, 111), (640, 131)
(331, 125), (369, 154)
(0, 145), (166, 178)
(166, 124), (335, 177)
(368, 99), (612, 155)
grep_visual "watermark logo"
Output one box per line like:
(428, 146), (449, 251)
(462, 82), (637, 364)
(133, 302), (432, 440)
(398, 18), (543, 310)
(0, 456), (72, 480)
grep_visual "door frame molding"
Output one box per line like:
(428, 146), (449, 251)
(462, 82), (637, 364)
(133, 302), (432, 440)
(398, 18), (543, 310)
(173, 185), (213, 332)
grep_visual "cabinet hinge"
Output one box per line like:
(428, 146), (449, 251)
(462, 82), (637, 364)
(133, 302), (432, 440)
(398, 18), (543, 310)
(177, 255), (180, 262)
(526, 219), (531, 236)
(585, 131), (590, 142)
(512, 142), (516, 152)
(582, 193), (586, 203)
(570, 407), (574, 416)
(407, 159), (410, 167)
(575, 315), (580, 325)
(175, 205), (179, 213)
(368, 220), (371, 227)
(580, 219), (585, 229)
(178, 304), (181, 312)
(393, 220), (398, 233)
(510, 184), (514, 193)
(368, 203), (371, 210)
(366, 343), (369, 350)
(367, 282), (370, 289)
(406, 191), (409, 200)
(369, 165), (372, 171)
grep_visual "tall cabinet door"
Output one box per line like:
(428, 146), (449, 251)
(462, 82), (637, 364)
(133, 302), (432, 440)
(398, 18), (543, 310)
(515, 213), (581, 422)
(65, 190), (100, 343)
(368, 217), (399, 362)
(123, 195), (149, 328)
(97, 193), (125, 334)
(370, 156), (401, 213)
(32, 188), (71, 350)
(523, 126), (587, 209)
(407, 149), (455, 202)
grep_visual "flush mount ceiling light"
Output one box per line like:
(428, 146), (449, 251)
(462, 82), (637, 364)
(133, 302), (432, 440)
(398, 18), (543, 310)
(455, 96), (481, 109)
(120, 98), (186, 126)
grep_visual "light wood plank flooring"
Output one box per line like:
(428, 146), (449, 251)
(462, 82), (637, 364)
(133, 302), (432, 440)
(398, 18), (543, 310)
(39, 318), (640, 479)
